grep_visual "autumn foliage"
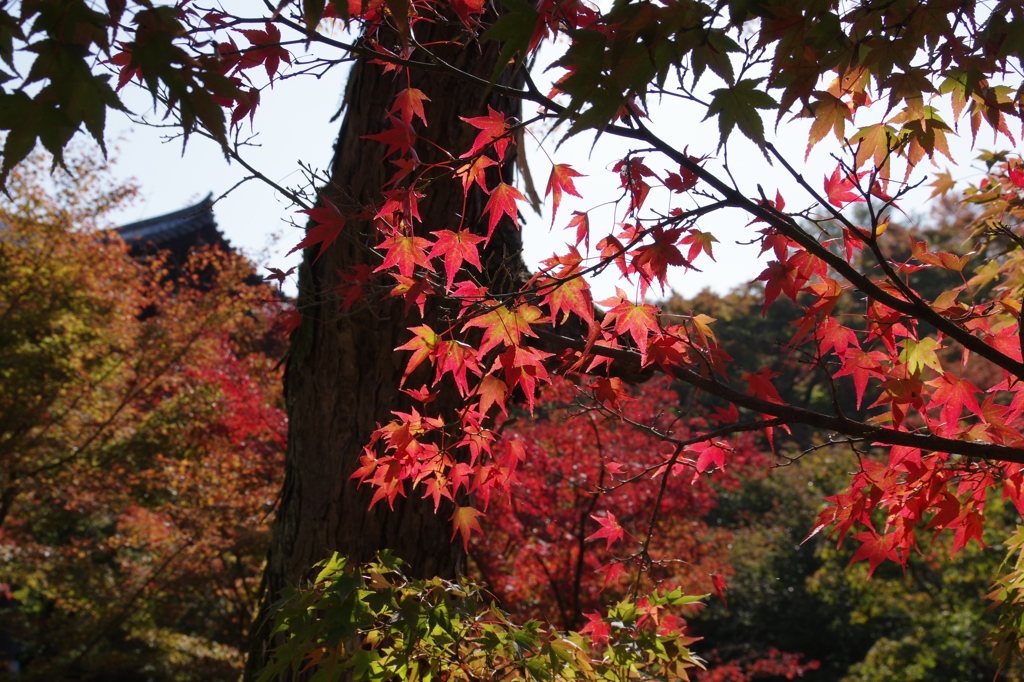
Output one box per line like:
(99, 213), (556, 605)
(0, 152), (286, 679)
(473, 377), (765, 629)
(5, 0), (1024, 677)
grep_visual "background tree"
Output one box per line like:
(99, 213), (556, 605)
(245, 7), (532, 674)
(0, 150), (287, 680)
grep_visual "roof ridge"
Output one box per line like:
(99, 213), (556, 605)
(117, 193), (217, 242)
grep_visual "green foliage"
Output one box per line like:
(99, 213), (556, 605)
(259, 552), (705, 682)
(987, 528), (1024, 674)
(693, 444), (1024, 680)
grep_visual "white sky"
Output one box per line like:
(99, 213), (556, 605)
(100, 20), (1000, 302)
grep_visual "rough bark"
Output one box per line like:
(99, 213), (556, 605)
(244, 18), (523, 680)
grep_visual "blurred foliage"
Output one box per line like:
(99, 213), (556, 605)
(473, 377), (766, 631)
(0, 150), (287, 680)
(694, 447), (1024, 681)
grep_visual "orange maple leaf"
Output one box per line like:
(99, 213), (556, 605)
(451, 505), (484, 551)
(455, 155), (497, 195)
(464, 304), (543, 355)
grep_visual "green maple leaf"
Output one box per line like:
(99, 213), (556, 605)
(900, 337), (943, 377)
(705, 78), (777, 148)
(481, 0), (538, 83)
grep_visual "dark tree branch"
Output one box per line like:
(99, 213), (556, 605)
(536, 329), (1024, 465)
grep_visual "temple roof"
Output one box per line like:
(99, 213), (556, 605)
(116, 194), (230, 267)
(117, 193), (221, 245)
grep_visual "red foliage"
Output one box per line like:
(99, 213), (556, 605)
(697, 649), (821, 681)
(472, 377), (768, 629)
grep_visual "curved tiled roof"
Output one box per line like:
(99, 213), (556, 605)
(117, 193), (219, 246)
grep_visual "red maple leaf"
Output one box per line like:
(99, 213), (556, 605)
(237, 22), (292, 80)
(375, 232), (434, 277)
(289, 197), (347, 262)
(690, 441), (728, 475)
(815, 316), (859, 356)
(463, 304), (543, 355)
(711, 573), (728, 608)
(614, 156), (655, 212)
(546, 163), (584, 225)
(108, 44), (142, 91)
(742, 367), (784, 404)
(680, 229), (718, 263)
(950, 507), (986, 555)
(376, 188), (426, 224)
(586, 511), (625, 550)
(483, 182), (524, 241)
(452, 0), (486, 23)
(476, 375), (509, 416)
(455, 155), (497, 195)
(460, 105), (512, 159)
(746, 190), (787, 226)
(849, 531), (901, 577)
(366, 40), (403, 72)
(663, 158), (701, 193)
(824, 166), (868, 208)
(494, 345), (552, 412)
(630, 225), (688, 292)
(363, 115), (417, 158)
(598, 561), (627, 591)
(597, 234), (629, 277)
(390, 87), (430, 125)
(1010, 167), (1024, 189)
(402, 385), (439, 403)
(434, 339), (480, 396)
(263, 265), (295, 288)
(386, 274), (431, 317)
(599, 289), (661, 359)
(230, 86), (261, 128)
(590, 376), (628, 409)
(832, 347), (887, 409)
(395, 325), (439, 383)
(754, 257), (800, 312)
(566, 211), (590, 249)
(579, 612), (611, 646)
(543, 272), (594, 325)
(927, 372), (983, 434)
(711, 403), (740, 424)
(429, 229), (484, 290)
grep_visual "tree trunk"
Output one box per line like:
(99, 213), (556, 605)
(245, 19), (523, 680)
